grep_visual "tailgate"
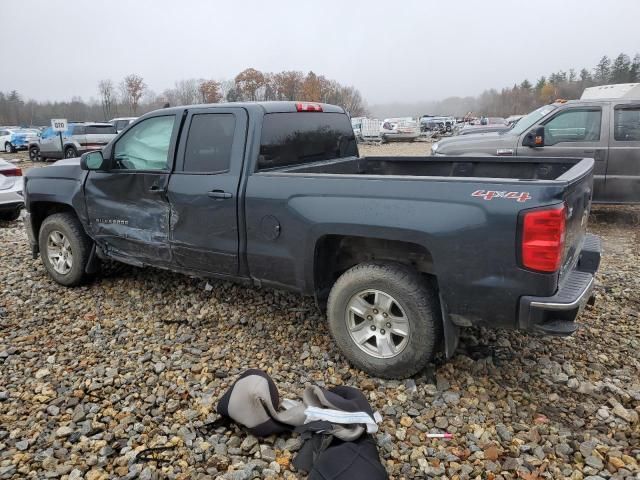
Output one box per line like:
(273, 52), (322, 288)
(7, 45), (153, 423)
(559, 162), (594, 280)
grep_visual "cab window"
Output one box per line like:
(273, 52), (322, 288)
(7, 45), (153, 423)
(543, 109), (602, 145)
(113, 116), (175, 171)
(614, 106), (640, 141)
(183, 114), (235, 173)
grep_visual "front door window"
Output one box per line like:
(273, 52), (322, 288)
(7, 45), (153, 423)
(113, 116), (175, 171)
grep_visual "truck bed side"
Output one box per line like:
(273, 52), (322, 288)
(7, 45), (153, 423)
(243, 156), (595, 330)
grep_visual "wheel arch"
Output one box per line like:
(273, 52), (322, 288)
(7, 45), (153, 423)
(29, 201), (79, 251)
(312, 234), (436, 307)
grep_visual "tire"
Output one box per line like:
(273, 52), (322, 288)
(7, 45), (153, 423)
(4, 142), (14, 153)
(38, 213), (93, 286)
(64, 146), (78, 159)
(29, 147), (40, 161)
(0, 208), (21, 221)
(327, 261), (441, 379)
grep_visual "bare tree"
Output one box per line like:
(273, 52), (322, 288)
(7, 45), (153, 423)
(98, 79), (115, 120)
(119, 74), (146, 115)
(173, 79), (200, 105)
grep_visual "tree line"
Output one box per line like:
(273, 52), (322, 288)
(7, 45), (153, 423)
(0, 68), (367, 126)
(424, 52), (640, 118)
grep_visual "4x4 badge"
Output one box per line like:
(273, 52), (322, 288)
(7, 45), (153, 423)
(472, 190), (532, 202)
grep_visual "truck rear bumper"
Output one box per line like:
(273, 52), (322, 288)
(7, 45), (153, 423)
(518, 234), (601, 335)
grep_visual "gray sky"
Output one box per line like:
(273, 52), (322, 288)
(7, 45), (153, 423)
(2, 0), (638, 105)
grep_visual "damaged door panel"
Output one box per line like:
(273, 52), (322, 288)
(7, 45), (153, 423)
(83, 113), (180, 264)
(167, 108), (248, 275)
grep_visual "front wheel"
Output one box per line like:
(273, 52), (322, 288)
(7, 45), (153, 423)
(327, 262), (441, 379)
(38, 213), (93, 286)
(64, 146), (78, 158)
(4, 142), (14, 153)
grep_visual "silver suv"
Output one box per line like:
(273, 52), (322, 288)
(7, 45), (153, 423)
(30, 122), (117, 161)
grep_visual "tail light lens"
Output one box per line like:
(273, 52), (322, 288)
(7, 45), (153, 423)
(521, 204), (566, 273)
(2, 167), (22, 177)
(296, 102), (323, 112)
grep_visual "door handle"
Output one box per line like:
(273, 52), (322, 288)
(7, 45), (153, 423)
(148, 185), (165, 193)
(208, 189), (232, 199)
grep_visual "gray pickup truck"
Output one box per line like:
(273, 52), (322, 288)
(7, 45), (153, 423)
(23, 101), (601, 378)
(432, 98), (640, 204)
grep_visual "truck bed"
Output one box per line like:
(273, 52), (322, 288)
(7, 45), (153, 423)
(279, 155), (583, 181)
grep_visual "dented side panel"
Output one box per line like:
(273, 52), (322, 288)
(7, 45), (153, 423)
(84, 171), (172, 264)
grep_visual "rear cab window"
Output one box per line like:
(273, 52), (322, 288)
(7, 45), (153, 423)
(183, 114), (235, 173)
(258, 112), (357, 171)
(614, 105), (640, 141)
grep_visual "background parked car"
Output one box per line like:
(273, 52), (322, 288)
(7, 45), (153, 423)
(109, 117), (138, 133)
(380, 117), (420, 142)
(30, 122), (117, 161)
(420, 115), (456, 134)
(1, 127), (40, 153)
(0, 159), (23, 221)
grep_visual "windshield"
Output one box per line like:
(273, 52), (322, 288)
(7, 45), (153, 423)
(510, 104), (558, 135)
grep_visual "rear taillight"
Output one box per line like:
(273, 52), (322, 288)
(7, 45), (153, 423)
(296, 102), (323, 112)
(521, 204), (566, 273)
(2, 167), (22, 177)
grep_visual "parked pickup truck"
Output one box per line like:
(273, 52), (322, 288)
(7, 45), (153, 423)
(432, 97), (640, 204)
(23, 101), (601, 378)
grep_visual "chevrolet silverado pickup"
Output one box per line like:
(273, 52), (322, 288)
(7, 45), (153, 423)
(23, 101), (601, 378)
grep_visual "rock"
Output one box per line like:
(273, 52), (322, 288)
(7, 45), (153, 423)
(154, 362), (166, 373)
(55, 426), (74, 438)
(586, 455), (604, 470)
(580, 440), (598, 458)
(260, 445), (276, 463)
(400, 416), (413, 427)
(611, 402), (637, 423)
(502, 457), (520, 470)
(360, 378), (376, 391)
(241, 435), (258, 452)
(35, 368), (50, 379)
(46, 405), (60, 416)
(15, 440), (28, 450)
(442, 391), (460, 405)
(496, 424), (512, 442)
(553, 372), (569, 383)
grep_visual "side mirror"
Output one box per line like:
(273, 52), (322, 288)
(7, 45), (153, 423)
(80, 150), (106, 171)
(523, 126), (545, 147)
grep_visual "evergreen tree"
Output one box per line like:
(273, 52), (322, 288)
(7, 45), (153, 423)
(610, 53), (631, 83)
(593, 55), (611, 84)
(629, 54), (640, 82)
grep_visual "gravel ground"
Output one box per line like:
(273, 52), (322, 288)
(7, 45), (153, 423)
(0, 148), (639, 479)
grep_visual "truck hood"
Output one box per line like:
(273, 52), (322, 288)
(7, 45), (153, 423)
(25, 157), (84, 181)
(435, 131), (518, 156)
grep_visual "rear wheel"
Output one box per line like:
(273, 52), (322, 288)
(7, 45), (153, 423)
(64, 146), (78, 158)
(4, 142), (14, 153)
(29, 146), (40, 161)
(38, 213), (93, 286)
(327, 261), (441, 379)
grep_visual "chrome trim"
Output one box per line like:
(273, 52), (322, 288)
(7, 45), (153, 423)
(529, 276), (594, 310)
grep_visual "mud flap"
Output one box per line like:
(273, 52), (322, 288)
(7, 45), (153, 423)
(439, 294), (459, 358)
(84, 244), (100, 274)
